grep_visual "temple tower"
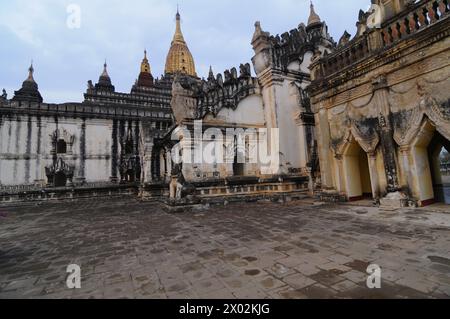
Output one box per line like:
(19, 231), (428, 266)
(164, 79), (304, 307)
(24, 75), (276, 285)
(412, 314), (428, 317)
(164, 9), (197, 77)
(12, 62), (43, 103)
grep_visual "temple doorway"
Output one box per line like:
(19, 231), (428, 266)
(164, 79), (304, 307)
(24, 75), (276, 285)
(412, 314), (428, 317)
(233, 160), (245, 176)
(428, 131), (450, 204)
(410, 120), (450, 206)
(54, 171), (67, 187)
(343, 140), (373, 201)
(232, 135), (245, 176)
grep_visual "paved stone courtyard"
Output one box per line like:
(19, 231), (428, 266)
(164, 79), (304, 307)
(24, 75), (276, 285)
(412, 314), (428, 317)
(0, 198), (449, 299)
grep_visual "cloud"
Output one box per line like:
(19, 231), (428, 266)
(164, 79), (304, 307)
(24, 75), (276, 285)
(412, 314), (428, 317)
(0, 0), (366, 103)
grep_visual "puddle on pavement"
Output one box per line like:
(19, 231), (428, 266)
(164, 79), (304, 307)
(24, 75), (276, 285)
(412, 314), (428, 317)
(428, 255), (450, 266)
(244, 269), (261, 276)
(344, 260), (371, 272)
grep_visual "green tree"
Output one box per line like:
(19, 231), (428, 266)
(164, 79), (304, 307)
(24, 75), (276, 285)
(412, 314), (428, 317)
(441, 149), (450, 162)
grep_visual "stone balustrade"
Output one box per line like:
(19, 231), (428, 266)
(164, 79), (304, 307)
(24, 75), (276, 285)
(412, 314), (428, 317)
(321, 36), (370, 78)
(316, 0), (448, 79)
(381, 0), (449, 46)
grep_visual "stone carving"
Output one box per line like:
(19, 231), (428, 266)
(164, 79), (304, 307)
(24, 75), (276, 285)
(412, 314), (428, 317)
(224, 70), (232, 83)
(172, 64), (260, 120)
(338, 31), (351, 47)
(230, 67), (238, 80)
(170, 163), (196, 200)
(239, 63), (251, 78)
(356, 9), (371, 36)
(332, 121), (380, 156)
(216, 74), (223, 87)
(45, 158), (75, 187)
(50, 128), (75, 155)
(253, 19), (334, 71)
(118, 127), (141, 183)
(393, 82), (450, 146)
(1, 89), (6, 100)
(299, 86), (311, 112)
(119, 155), (141, 183)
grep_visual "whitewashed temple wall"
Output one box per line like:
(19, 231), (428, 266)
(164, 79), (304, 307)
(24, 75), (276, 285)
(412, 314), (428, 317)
(173, 94), (266, 182)
(0, 114), (114, 186)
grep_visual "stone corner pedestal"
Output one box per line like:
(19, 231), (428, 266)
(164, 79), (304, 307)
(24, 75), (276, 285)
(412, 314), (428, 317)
(379, 191), (411, 209)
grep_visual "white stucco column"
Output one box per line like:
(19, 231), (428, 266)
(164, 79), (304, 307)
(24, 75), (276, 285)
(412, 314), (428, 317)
(296, 122), (309, 170)
(143, 144), (153, 183)
(166, 149), (172, 183)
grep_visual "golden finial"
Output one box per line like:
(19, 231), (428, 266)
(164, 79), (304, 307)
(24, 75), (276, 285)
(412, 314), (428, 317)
(165, 7), (197, 77)
(173, 6), (185, 43)
(141, 50), (151, 74)
(308, 1), (321, 26)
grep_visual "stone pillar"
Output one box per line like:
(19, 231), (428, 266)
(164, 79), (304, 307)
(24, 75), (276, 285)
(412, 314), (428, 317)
(24, 115), (33, 185)
(134, 120), (140, 156)
(160, 149), (166, 180)
(372, 75), (400, 193)
(334, 154), (345, 193)
(117, 120), (126, 183)
(77, 119), (86, 185)
(295, 114), (313, 171)
(251, 22), (282, 175)
(399, 146), (413, 191)
(166, 148), (173, 184)
(143, 153), (153, 183)
(110, 119), (119, 183)
(315, 111), (334, 190)
(368, 152), (380, 200)
(34, 116), (46, 186)
(374, 76), (411, 208)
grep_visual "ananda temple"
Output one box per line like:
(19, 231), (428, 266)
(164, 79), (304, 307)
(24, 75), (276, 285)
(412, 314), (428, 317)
(1, 0), (449, 209)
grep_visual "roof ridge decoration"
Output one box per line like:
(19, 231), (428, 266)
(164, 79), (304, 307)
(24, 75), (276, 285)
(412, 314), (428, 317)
(173, 63), (259, 119)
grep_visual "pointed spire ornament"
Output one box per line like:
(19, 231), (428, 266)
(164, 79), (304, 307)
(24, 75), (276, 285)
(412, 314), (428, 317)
(27, 60), (35, 82)
(308, 1), (321, 26)
(140, 50), (151, 74)
(101, 60), (109, 78)
(165, 8), (197, 77)
(208, 66), (215, 82)
(12, 60), (43, 103)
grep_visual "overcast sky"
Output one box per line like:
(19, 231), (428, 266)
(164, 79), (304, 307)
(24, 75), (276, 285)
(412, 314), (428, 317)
(0, 0), (369, 103)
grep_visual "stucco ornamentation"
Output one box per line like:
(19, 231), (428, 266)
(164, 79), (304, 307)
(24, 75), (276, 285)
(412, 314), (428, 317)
(393, 82), (450, 146)
(332, 120), (380, 156)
